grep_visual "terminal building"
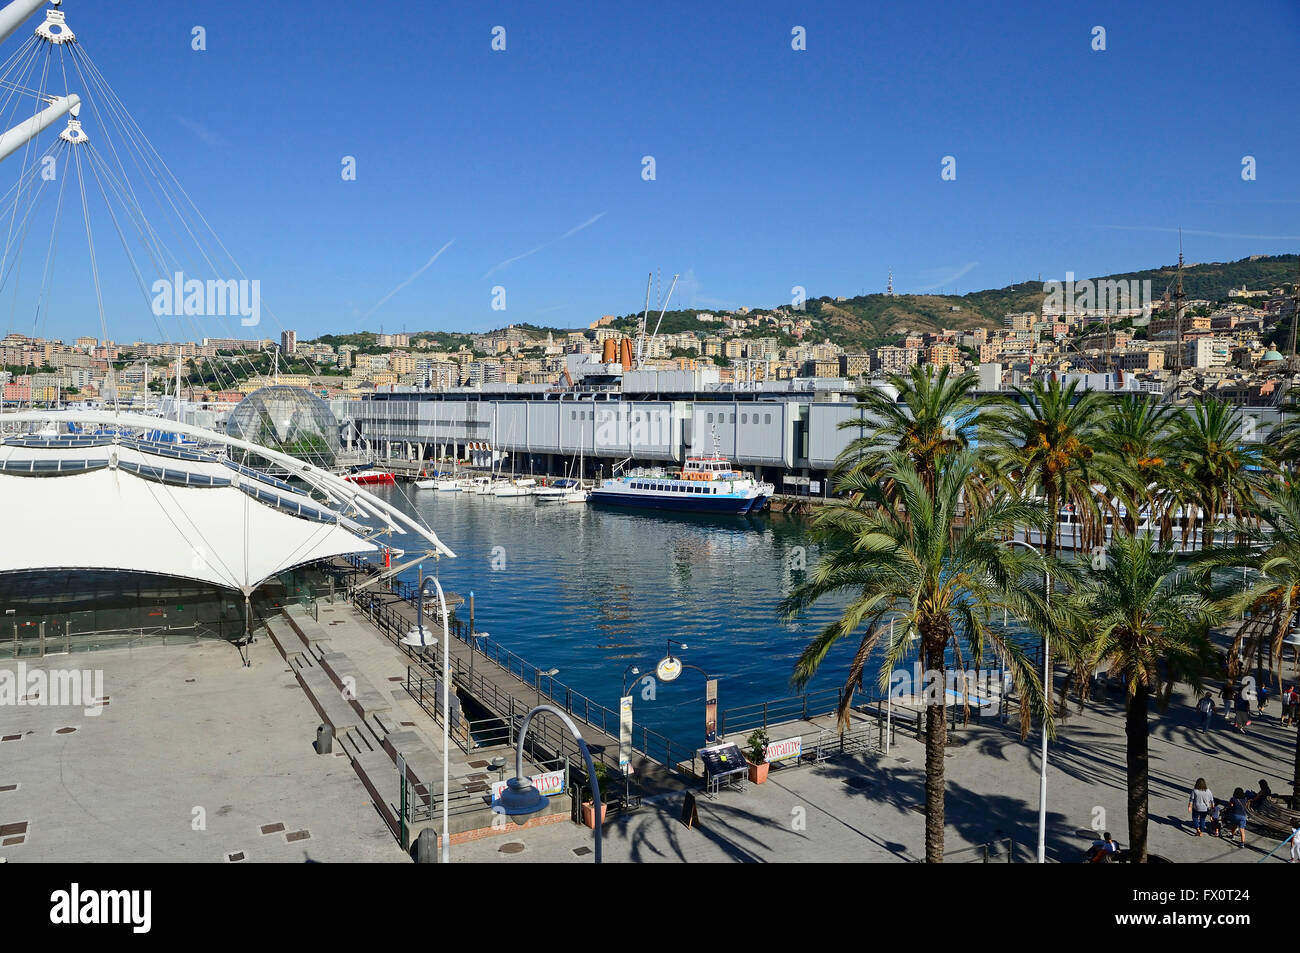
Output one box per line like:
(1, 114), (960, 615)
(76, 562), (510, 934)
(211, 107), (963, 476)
(338, 359), (893, 492)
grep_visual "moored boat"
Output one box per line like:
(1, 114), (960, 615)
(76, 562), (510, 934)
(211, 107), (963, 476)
(590, 446), (771, 514)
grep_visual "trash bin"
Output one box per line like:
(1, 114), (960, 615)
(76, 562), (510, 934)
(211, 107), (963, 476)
(416, 828), (438, 863)
(316, 723), (333, 754)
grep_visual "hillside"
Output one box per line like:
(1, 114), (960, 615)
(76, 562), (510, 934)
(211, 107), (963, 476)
(809, 255), (1300, 347)
(312, 255), (1299, 349)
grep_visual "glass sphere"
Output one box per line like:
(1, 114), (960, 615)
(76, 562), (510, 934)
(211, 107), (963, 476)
(225, 385), (340, 468)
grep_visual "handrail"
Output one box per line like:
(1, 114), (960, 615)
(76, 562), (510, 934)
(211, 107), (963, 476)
(941, 837), (1020, 863)
(343, 566), (696, 777)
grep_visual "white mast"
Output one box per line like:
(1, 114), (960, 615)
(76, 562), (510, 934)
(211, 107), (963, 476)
(0, 0), (48, 46)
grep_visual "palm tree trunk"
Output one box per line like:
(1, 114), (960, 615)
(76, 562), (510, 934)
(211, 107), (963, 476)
(1126, 680), (1150, 862)
(923, 639), (947, 862)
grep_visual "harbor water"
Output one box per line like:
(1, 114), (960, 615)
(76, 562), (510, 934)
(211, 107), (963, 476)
(374, 485), (859, 747)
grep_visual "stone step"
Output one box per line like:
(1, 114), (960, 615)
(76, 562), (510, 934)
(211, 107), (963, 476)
(293, 663), (358, 736)
(265, 617), (309, 659)
(363, 713), (388, 747)
(345, 726), (375, 755)
(347, 746), (405, 837)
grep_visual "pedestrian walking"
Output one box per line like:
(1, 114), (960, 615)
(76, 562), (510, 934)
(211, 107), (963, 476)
(1234, 693), (1252, 733)
(1188, 778), (1215, 835)
(1227, 788), (1249, 847)
(1196, 693), (1215, 730)
(1290, 819), (1300, 863)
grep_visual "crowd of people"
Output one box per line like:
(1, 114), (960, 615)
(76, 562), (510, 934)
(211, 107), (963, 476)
(1194, 681), (1300, 734)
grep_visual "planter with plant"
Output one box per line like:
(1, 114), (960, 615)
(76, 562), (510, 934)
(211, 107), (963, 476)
(582, 761), (613, 828)
(745, 729), (771, 783)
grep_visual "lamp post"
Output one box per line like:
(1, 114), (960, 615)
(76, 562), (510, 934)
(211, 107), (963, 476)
(655, 640), (719, 744)
(494, 704), (602, 863)
(1002, 537), (1050, 864)
(622, 664), (640, 697)
(399, 568), (451, 864)
(537, 667), (559, 705)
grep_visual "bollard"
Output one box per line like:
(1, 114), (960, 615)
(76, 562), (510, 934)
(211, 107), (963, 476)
(415, 828), (439, 863)
(316, 724), (333, 754)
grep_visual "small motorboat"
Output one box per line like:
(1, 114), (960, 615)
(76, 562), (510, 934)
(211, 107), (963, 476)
(534, 479), (587, 504)
(344, 465), (396, 486)
(414, 470), (459, 491)
(492, 478), (536, 497)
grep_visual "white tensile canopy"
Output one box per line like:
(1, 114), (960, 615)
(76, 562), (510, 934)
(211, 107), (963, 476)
(0, 440), (378, 594)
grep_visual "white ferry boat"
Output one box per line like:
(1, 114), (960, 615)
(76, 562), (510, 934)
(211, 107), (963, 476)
(590, 448), (772, 515)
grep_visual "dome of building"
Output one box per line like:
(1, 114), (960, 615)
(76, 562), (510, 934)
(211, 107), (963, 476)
(226, 386), (340, 468)
(1262, 349), (1285, 363)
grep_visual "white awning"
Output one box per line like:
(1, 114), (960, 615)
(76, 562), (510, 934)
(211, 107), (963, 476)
(0, 445), (376, 593)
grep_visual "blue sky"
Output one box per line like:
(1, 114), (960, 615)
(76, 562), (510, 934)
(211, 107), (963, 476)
(2, 0), (1298, 344)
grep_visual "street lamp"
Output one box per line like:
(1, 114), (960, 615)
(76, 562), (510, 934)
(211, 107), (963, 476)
(656, 639), (688, 682)
(537, 667), (559, 704)
(494, 704), (602, 863)
(1002, 537), (1050, 865)
(399, 569), (451, 864)
(655, 640), (719, 743)
(622, 664), (640, 697)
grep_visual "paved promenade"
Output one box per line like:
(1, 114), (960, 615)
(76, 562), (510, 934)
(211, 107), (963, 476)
(454, 661), (1300, 863)
(0, 639), (406, 863)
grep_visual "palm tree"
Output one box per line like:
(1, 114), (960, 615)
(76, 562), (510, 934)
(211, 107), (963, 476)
(1169, 399), (1263, 550)
(1075, 532), (1217, 862)
(781, 450), (1056, 862)
(1200, 478), (1300, 799)
(1094, 394), (1179, 535)
(982, 376), (1114, 558)
(834, 364), (991, 495)
(1264, 383), (1300, 472)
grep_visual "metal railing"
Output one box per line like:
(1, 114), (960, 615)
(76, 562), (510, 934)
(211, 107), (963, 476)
(941, 837), (1022, 863)
(402, 756), (568, 825)
(718, 686), (849, 737)
(344, 575), (697, 777)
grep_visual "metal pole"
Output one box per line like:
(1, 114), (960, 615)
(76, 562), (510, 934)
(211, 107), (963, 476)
(1038, 567), (1050, 864)
(1002, 537), (1049, 864)
(886, 690), (892, 754)
(415, 572), (452, 863)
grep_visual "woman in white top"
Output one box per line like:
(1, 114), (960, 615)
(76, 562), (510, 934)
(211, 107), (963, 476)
(1188, 778), (1215, 836)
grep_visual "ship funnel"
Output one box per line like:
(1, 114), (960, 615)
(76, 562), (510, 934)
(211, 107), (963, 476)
(601, 338), (618, 363)
(619, 338), (634, 368)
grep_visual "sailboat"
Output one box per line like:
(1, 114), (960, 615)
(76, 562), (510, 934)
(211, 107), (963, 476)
(535, 416), (589, 504)
(490, 412), (534, 496)
(414, 409), (459, 490)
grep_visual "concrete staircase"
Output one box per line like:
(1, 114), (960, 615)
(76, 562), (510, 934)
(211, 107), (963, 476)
(268, 604), (571, 849)
(266, 612), (429, 849)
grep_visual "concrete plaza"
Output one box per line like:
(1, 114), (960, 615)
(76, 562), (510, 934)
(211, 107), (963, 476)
(0, 638), (405, 863)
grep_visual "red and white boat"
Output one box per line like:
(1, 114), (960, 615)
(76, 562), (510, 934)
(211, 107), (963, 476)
(343, 466), (395, 486)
